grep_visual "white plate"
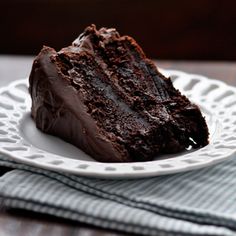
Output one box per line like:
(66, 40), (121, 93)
(0, 69), (236, 178)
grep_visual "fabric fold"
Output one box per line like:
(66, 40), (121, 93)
(0, 154), (236, 236)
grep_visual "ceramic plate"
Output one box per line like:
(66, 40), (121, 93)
(0, 69), (236, 178)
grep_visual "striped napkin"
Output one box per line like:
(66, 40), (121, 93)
(0, 154), (236, 236)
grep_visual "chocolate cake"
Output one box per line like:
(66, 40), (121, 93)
(29, 25), (209, 162)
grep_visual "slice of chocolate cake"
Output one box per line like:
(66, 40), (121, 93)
(29, 25), (209, 162)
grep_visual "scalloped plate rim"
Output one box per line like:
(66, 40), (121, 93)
(0, 69), (235, 178)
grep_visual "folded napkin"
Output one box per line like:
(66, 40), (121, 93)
(0, 154), (236, 236)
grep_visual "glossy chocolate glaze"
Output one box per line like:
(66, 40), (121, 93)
(29, 47), (131, 162)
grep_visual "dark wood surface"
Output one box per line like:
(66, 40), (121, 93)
(0, 56), (236, 236)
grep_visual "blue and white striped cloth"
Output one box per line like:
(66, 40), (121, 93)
(0, 154), (236, 236)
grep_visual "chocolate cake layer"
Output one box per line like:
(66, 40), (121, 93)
(29, 25), (209, 162)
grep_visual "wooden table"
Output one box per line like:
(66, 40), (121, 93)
(0, 56), (236, 236)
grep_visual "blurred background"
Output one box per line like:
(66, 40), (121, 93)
(1, 0), (236, 60)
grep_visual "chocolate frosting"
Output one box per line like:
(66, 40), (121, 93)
(29, 46), (130, 162)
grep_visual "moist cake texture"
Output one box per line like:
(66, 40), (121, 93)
(29, 24), (209, 162)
